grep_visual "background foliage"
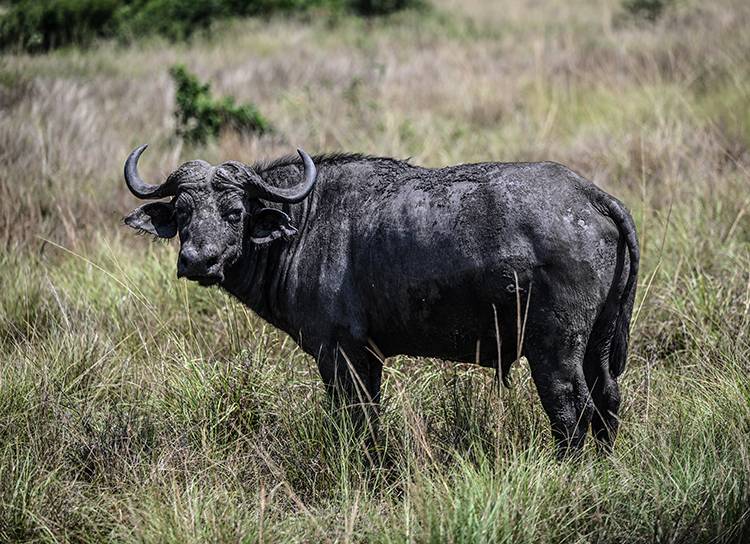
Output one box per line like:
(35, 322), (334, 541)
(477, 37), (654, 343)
(0, 0), (423, 52)
(621, 0), (672, 21)
(0, 0), (749, 541)
(171, 64), (270, 144)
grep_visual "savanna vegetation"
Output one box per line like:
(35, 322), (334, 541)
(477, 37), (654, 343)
(0, 0), (421, 52)
(170, 64), (270, 144)
(1, 0), (749, 541)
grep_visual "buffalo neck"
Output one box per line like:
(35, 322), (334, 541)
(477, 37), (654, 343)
(220, 170), (314, 334)
(221, 240), (286, 328)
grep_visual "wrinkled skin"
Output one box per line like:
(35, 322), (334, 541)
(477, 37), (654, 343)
(124, 151), (639, 457)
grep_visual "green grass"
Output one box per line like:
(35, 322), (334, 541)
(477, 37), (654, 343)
(0, 227), (748, 541)
(1, 0), (749, 541)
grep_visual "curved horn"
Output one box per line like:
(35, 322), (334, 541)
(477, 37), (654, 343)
(247, 148), (318, 204)
(124, 144), (177, 199)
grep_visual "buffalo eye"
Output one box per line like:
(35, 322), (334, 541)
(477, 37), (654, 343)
(224, 210), (242, 224)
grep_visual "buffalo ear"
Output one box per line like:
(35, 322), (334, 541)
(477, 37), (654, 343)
(123, 202), (177, 238)
(249, 207), (297, 244)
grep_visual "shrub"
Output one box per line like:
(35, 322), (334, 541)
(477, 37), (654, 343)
(0, 0), (121, 51)
(622, 0), (672, 22)
(0, 0), (424, 52)
(115, 0), (236, 42)
(351, 0), (422, 16)
(170, 64), (270, 145)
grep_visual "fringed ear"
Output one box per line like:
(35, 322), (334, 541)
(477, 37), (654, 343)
(249, 207), (297, 244)
(123, 202), (177, 238)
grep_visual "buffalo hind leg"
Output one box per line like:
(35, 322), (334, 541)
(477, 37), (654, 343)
(526, 330), (593, 458)
(591, 378), (620, 452)
(583, 342), (621, 452)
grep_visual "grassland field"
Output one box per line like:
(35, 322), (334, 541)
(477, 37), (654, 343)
(1, 0), (749, 542)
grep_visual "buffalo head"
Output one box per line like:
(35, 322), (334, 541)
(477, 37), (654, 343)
(123, 145), (317, 286)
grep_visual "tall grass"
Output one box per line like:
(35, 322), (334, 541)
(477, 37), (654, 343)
(0, 0), (749, 541)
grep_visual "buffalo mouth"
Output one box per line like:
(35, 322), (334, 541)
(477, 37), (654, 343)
(195, 275), (221, 287)
(178, 271), (223, 286)
(177, 255), (224, 286)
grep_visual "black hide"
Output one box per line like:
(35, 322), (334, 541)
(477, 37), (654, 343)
(124, 152), (639, 456)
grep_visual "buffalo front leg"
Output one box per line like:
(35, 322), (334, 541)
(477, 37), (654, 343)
(316, 342), (384, 452)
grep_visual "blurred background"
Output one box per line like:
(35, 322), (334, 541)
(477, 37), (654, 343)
(2, 0), (747, 250)
(0, 0), (748, 541)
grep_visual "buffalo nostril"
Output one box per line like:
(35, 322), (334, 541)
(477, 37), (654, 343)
(204, 255), (218, 270)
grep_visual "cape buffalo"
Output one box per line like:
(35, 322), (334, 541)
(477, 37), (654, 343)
(123, 145), (639, 456)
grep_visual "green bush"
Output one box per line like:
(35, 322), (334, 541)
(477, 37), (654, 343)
(0, 0), (424, 52)
(116, 0), (238, 42)
(622, 0), (672, 21)
(0, 0), (122, 51)
(351, 0), (422, 16)
(170, 64), (270, 145)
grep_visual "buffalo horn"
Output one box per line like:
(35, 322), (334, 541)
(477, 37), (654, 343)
(246, 148), (317, 204)
(124, 144), (177, 199)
